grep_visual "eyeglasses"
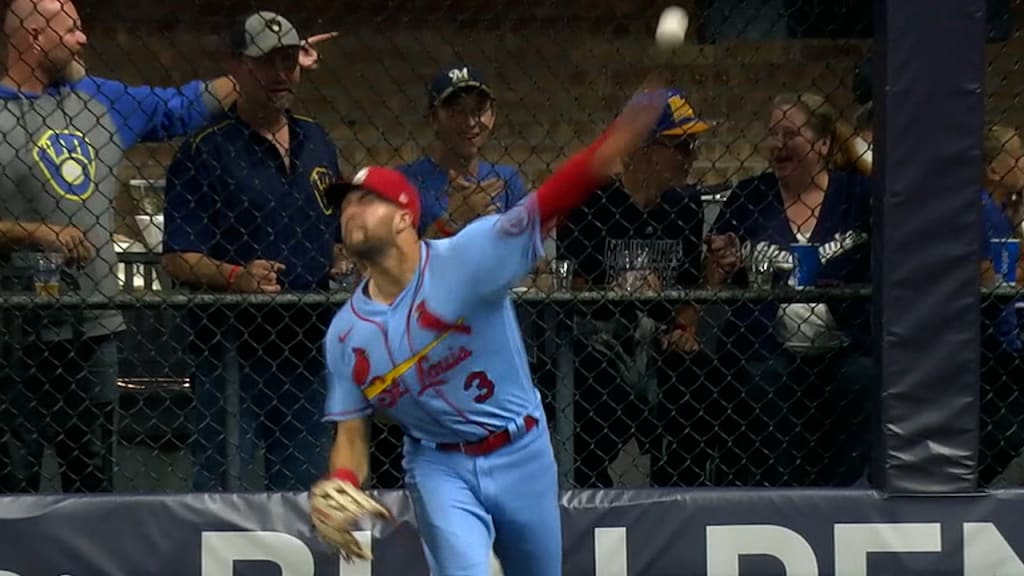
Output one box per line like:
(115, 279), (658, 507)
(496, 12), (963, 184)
(652, 136), (699, 157)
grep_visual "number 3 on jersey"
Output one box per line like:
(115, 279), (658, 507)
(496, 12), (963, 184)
(464, 371), (495, 403)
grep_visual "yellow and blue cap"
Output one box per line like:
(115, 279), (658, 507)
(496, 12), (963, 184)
(651, 88), (713, 137)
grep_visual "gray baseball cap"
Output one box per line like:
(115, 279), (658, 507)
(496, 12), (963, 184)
(230, 11), (302, 58)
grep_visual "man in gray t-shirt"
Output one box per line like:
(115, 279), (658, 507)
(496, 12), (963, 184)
(0, 0), (330, 493)
(0, 0), (225, 493)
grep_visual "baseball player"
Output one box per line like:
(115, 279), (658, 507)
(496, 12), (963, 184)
(307, 88), (667, 575)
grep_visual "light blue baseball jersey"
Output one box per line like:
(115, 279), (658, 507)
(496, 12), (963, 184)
(323, 196), (543, 443)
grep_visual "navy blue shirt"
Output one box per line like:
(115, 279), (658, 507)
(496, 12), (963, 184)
(163, 110), (341, 358)
(980, 191), (1021, 353)
(163, 110), (340, 291)
(711, 170), (872, 361)
(558, 181), (705, 324)
(559, 181), (704, 289)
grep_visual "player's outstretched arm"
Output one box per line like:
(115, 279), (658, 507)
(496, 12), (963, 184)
(447, 88), (668, 300)
(533, 86), (669, 229)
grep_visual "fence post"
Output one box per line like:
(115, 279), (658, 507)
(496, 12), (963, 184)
(222, 322), (243, 491)
(872, 0), (986, 492)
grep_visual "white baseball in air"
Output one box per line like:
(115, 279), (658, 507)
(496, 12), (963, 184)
(655, 5), (689, 49)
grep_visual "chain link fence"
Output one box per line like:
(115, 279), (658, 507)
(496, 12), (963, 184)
(0, 0), (1015, 495)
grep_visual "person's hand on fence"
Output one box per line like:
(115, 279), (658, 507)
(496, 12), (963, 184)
(29, 223), (95, 264)
(232, 259), (285, 293)
(299, 32), (340, 70)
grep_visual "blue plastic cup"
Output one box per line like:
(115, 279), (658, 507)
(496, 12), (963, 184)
(990, 238), (1021, 284)
(789, 243), (822, 288)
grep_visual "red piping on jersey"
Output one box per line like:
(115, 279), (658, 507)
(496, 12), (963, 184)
(403, 242), (430, 335)
(403, 244), (493, 437)
(349, 298), (400, 369)
(347, 253), (480, 441)
(405, 243), (431, 401)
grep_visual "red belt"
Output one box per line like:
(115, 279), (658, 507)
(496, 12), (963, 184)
(434, 415), (539, 457)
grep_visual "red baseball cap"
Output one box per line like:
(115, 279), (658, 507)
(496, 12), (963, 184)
(326, 166), (421, 228)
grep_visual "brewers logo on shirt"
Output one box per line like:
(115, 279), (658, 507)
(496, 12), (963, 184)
(34, 129), (97, 202)
(310, 166), (334, 214)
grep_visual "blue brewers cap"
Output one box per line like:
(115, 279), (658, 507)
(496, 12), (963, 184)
(427, 65), (494, 108)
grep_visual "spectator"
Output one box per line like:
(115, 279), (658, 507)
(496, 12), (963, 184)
(0, 0), (262, 493)
(558, 88), (722, 487)
(364, 66), (530, 489)
(399, 65), (527, 239)
(978, 124), (1024, 485)
(705, 92), (874, 487)
(161, 12), (342, 491)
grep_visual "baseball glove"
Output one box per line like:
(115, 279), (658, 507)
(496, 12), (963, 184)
(309, 477), (392, 561)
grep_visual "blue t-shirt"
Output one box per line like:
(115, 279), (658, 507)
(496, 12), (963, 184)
(558, 181), (704, 290)
(980, 191), (1021, 353)
(397, 157), (527, 236)
(711, 170), (872, 361)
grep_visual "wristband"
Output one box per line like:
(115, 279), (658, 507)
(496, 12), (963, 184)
(225, 264), (242, 287)
(329, 467), (360, 487)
